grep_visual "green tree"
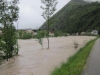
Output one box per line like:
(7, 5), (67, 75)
(0, 0), (19, 61)
(41, 0), (58, 49)
(36, 30), (47, 49)
(98, 29), (100, 36)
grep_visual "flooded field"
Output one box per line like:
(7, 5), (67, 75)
(0, 36), (96, 75)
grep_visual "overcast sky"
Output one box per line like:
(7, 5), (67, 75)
(85, 0), (100, 1)
(17, 0), (100, 29)
(17, 0), (71, 29)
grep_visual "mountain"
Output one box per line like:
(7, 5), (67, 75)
(40, 0), (100, 34)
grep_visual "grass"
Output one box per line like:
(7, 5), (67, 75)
(51, 38), (98, 75)
(97, 36), (100, 38)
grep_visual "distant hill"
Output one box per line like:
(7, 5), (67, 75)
(40, 0), (100, 34)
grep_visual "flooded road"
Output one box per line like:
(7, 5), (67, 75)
(0, 36), (96, 75)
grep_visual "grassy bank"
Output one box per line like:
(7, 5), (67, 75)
(51, 38), (98, 75)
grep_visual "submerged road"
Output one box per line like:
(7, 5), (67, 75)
(82, 38), (100, 75)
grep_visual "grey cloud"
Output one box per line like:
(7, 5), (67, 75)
(17, 0), (70, 29)
(9, 0), (100, 29)
(84, 0), (100, 2)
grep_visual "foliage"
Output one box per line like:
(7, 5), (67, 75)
(54, 30), (67, 37)
(18, 31), (33, 39)
(41, 0), (58, 49)
(36, 30), (47, 49)
(22, 32), (32, 39)
(0, 38), (3, 64)
(51, 38), (97, 75)
(98, 29), (100, 35)
(18, 31), (23, 39)
(40, 0), (100, 35)
(54, 30), (62, 37)
(0, 0), (19, 61)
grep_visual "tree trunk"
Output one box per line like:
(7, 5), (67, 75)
(47, 19), (50, 49)
(47, 37), (49, 49)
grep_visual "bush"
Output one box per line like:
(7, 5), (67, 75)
(33, 30), (48, 39)
(22, 32), (32, 39)
(54, 30), (67, 37)
(0, 51), (3, 64)
(54, 30), (62, 37)
(63, 33), (68, 36)
(18, 31), (33, 39)
(35, 30), (46, 49)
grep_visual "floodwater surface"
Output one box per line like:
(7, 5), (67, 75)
(0, 36), (96, 75)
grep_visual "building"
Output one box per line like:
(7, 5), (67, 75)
(91, 30), (98, 35)
(18, 28), (33, 33)
(18, 28), (39, 35)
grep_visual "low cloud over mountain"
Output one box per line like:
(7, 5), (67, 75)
(84, 0), (100, 2)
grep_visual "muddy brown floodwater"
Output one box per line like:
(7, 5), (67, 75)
(0, 36), (96, 75)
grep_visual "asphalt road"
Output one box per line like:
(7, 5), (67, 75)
(82, 38), (100, 75)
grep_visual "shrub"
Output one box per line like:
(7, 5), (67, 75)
(22, 32), (32, 39)
(35, 30), (46, 49)
(18, 31), (33, 39)
(54, 30), (67, 37)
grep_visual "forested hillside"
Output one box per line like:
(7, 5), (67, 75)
(40, 0), (100, 34)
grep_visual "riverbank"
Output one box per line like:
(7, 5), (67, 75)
(52, 38), (97, 75)
(0, 36), (96, 75)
